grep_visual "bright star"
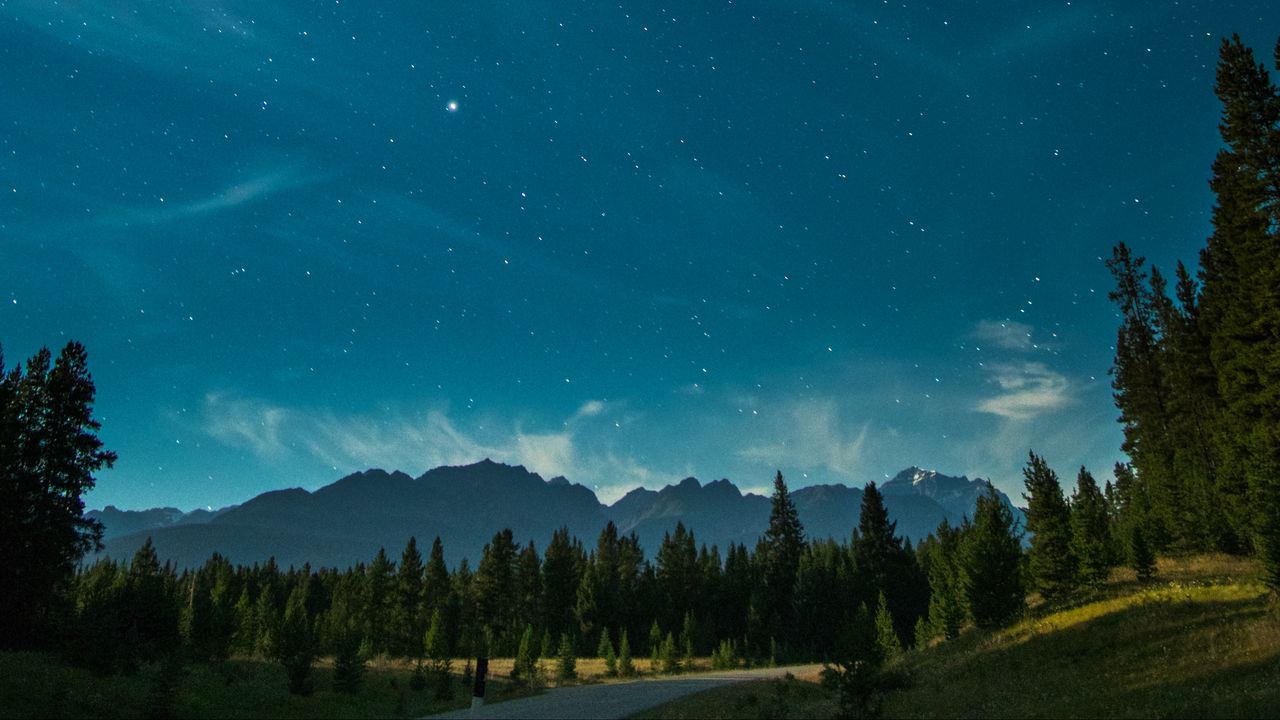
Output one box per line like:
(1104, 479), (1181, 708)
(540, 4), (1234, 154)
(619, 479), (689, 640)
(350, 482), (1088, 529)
(446, 100), (459, 112)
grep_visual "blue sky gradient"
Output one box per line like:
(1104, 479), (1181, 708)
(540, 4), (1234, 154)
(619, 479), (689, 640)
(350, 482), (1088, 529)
(4, 1), (1276, 509)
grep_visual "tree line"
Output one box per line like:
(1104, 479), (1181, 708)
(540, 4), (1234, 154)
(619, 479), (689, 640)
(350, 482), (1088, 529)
(1103, 34), (1280, 592)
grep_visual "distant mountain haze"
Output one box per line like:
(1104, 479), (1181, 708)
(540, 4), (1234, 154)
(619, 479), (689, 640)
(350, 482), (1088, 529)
(92, 460), (1023, 569)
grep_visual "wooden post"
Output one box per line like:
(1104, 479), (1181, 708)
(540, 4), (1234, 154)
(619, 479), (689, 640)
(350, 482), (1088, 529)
(470, 654), (488, 714)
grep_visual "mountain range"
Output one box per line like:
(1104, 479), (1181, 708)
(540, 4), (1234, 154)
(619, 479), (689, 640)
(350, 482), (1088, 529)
(90, 460), (1023, 569)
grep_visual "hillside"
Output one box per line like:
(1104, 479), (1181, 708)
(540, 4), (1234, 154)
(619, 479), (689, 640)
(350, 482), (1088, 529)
(638, 555), (1279, 719)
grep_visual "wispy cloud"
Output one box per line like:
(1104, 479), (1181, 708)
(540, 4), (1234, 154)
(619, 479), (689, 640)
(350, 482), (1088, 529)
(738, 399), (871, 477)
(201, 394), (672, 501)
(972, 319), (1035, 351)
(976, 362), (1071, 421)
(117, 167), (317, 227)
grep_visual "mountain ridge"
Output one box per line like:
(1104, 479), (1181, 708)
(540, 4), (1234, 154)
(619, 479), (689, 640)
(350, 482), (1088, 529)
(94, 460), (1020, 569)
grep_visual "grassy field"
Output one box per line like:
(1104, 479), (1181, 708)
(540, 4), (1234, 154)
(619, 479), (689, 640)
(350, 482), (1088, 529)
(0, 653), (514, 720)
(0, 648), (713, 719)
(639, 555), (1280, 719)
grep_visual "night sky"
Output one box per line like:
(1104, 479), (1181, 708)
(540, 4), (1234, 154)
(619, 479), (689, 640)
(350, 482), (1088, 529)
(4, 2), (1277, 511)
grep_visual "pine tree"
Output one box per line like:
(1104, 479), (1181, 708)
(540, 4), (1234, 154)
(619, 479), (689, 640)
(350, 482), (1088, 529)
(275, 583), (317, 695)
(1201, 35), (1280, 591)
(541, 527), (582, 641)
(874, 591), (902, 661)
(328, 575), (367, 695)
(597, 627), (617, 676)
(556, 633), (577, 681)
(659, 632), (681, 674)
(1070, 467), (1115, 585)
(853, 481), (919, 644)
(1106, 244), (1176, 552)
(679, 612), (697, 661)
(960, 485), (1026, 628)
(0, 342), (116, 649)
(364, 547), (396, 655)
(913, 616), (930, 650)
(1022, 452), (1079, 599)
(648, 620), (662, 669)
(925, 521), (965, 640)
(393, 537), (425, 657)
(423, 608), (454, 699)
(617, 630), (636, 677)
(1129, 524), (1157, 582)
(756, 471), (805, 651)
(512, 624), (538, 685)
(824, 603), (883, 720)
(474, 530), (519, 651)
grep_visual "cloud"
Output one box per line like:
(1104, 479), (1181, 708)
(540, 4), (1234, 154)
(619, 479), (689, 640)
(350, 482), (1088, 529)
(738, 399), (871, 477)
(117, 167), (316, 227)
(972, 319), (1035, 351)
(976, 362), (1071, 421)
(201, 394), (672, 499)
(573, 400), (607, 420)
(203, 394), (291, 458)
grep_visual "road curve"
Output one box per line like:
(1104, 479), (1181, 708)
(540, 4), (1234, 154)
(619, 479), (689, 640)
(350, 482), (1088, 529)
(423, 664), (822, 720)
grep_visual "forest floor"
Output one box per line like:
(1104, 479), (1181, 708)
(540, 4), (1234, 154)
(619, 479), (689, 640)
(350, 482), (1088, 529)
(638, 554), (1280, 719)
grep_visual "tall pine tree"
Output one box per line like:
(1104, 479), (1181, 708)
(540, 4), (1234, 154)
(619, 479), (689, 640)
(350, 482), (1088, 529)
(1022, 452), (1078, 600)
(0, 342), (116, 648)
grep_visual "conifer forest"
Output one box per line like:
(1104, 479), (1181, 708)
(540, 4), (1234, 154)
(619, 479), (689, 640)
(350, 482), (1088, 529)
(3, 12), (1280, 720)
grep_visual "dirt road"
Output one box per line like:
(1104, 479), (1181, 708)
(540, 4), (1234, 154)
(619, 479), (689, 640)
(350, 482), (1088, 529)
(424, 664), (822, 720)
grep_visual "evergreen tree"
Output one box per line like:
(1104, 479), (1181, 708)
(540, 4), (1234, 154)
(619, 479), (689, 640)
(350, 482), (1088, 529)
(423, 537), (450, 620)
(823, 603), (883, 720)
(1022, 452), (1079, 599)
(679, 612), (697, 661)
(393, 537), (425, 657)
(473, 529), (519, 651)
(853, 481), (922, 644)
(659, 632), (681, 674)
(924, 521), (965, 640)
(274, 583), (317, 695)
(873, 591), (902, 661)
(1107, 243), (1176, 552)
(328, 576), (367, 695)
(648, 620), (662, 669)
(598, 628), (618, 676)
(122, 538), (182, 665)
(556, 633), (577, 681)
(756, 471), (805, 652)
(541, 527), (582, 641)
(617, 630), (636, 677)
(1070, 467), (1115, 585)
(423, 608), (454, 699)
(656, 522), (699, 636)
(960, 485), (1026, 628)
(512, 624), (539, 685)
(0, 342), (116, 649)
(1129, 524), (1157, 582)
(1201, 35), (1280, 591)
(364, 547), (396, 655)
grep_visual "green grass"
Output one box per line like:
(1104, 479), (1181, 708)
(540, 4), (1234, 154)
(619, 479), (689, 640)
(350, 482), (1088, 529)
(637, 555), (1280, 719)
(0, 653), (508, 720)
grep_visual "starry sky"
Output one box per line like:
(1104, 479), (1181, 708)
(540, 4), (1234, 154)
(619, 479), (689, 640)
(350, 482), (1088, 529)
(4, 1), (1277, 511)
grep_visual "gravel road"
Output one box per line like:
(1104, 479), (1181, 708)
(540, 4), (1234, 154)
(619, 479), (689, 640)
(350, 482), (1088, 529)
(423, 664), (823, 720)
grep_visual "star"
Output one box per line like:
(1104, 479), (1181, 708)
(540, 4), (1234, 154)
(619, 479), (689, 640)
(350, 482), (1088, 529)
(446, 100), (459, 113)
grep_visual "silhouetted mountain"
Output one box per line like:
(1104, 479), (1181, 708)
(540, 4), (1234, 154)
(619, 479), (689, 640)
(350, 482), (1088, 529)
(87, 505), (232, 541)
(95, 461), (1021, 569)
(880, 466), (1027, 529)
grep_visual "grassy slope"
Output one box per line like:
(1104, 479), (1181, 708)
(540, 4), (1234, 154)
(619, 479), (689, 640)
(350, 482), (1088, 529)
(638, 555), (1280, 719)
